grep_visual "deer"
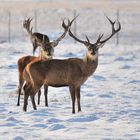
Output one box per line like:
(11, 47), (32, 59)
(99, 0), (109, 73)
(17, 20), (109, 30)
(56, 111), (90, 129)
(23, 17), (50, 55)
(17, 17), (76, 107)
(22, 16), (121, 113)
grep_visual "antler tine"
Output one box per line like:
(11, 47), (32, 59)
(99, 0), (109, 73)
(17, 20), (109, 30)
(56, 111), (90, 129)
(85, 35), (90, 43)
(26, 18), (32, 26)
(62, 18), (69, 30)
(29, 17), (32, 23)
(61, 14), (79, 31)
(96, 34), (104, 43)
(27, 18), (30, 22)
(24, 18), (30, 28)
(106, 16), (117, 34)
(98, 16), (121, 44)
(23, 17), (33, 36)
(116, 20), (121, 31)
(69, 14), (79, 26)
(67, 18), (71, 27)
(26, 18), (30, 23)
(106, 16), (115, 25)
(62, 14), (79, 30)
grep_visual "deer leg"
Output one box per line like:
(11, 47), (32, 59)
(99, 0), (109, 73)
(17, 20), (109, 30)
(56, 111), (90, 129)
(23, 92), (29, 112)
(69, 85), (76, 114)
(44, 84), (48, 107)
(37, 89), (41, 105)
(23, 83), (31, 112)
(17, 86), (22, 106)
(30, 93), (37, 110)
(75, 87), (81, 112)
(17, 76), (24, 106)
(30, 84), (42, 110)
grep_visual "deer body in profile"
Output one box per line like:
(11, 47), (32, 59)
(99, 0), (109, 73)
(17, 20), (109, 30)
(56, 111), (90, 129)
(17, 18), (75, 107)
(22, 17), (121, 113)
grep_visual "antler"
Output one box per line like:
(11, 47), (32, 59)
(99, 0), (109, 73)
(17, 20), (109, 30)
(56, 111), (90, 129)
(69, 29), (89, 45)
(69, 16), (121, 48)
(54, 19), (69, 43)
(68, 14), (91, 46)
(23, 17), (33, 35)
(95, 16), (121, 45)
(69, 22), (90, 46)
(54, 15), (78, 44)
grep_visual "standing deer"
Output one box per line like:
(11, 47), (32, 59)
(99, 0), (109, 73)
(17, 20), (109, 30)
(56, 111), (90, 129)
(17, 17), (76, 107)
(22, 16), (121, 113)
(23, 18), (50, 55)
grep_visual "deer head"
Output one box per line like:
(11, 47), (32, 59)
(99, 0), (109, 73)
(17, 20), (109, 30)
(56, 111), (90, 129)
(69, 16), (121, 56)
(40, 16), (78, 59)
(39, 35), (54, 59)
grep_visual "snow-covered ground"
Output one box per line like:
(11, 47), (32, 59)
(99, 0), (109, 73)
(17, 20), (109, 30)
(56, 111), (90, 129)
(0, 0), (139, 139)
(0, 40), (139, 139)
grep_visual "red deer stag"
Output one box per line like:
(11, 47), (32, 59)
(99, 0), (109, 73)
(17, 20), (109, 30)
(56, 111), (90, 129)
(22, 16), (121, 113)
(23, 18), (50, 55)
(17, 17), (75, 106)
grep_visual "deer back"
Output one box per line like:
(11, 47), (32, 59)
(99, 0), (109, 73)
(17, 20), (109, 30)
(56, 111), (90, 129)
(26, 57), (97, 88)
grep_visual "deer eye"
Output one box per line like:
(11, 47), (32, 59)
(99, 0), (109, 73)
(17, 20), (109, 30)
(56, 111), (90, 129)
(88, 47), (92, 51)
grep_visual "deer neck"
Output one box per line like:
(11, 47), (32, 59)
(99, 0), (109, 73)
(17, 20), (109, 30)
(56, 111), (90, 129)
(83, 51), (98, 76)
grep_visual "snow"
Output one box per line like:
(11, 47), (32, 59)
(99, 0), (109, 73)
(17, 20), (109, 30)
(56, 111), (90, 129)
(0, 40), (140, 139)
(0, 0), (140, 139)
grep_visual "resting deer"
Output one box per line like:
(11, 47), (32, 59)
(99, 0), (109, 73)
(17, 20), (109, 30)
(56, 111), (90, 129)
(22, 16), (121, 113)
(17, 17), (75, 107)
(23, 18), (50, 55)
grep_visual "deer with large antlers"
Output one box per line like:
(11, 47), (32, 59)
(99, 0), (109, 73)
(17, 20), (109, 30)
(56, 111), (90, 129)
(23, 18), (50, 55)
(17, 18), (74, 107)
(22, 16), (121, 113)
